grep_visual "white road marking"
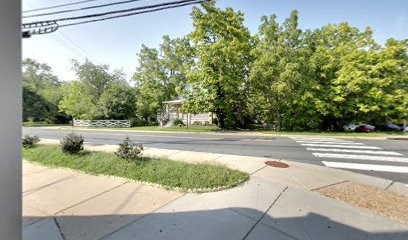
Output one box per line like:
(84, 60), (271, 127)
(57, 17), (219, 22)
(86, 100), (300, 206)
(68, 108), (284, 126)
(322, 161), (408, 173)
(291, 137), (347, 141)
(296, 141), (364, 145)
(301, 144), (381, 149)
(314, 153), (408, 163)
(306, 147), (402, 156)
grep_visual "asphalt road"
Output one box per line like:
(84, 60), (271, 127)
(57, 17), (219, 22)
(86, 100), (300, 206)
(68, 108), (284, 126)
(23, 127), (408, 184)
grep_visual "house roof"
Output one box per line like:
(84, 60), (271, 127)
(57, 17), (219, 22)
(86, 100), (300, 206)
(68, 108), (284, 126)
(162, 99), (186, 104)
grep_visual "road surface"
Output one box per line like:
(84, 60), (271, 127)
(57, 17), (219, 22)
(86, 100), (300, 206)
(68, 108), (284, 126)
(23, 127), (408, 184)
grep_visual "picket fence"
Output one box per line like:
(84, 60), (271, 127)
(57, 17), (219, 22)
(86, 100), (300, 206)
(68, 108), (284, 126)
(73, 119), (131, 128)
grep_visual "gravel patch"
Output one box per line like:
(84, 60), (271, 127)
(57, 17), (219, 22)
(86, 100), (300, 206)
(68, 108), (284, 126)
(316, 181), (408, 224)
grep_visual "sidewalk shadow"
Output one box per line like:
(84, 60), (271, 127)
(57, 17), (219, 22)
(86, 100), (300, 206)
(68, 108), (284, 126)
(23, 207), (408, 240)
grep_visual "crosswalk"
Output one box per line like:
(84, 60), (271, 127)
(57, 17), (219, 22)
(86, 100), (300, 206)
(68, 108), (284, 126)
(290, 137), (408, 174)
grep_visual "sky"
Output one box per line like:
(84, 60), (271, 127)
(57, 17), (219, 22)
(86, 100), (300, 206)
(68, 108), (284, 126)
(23, 0), (408, 81)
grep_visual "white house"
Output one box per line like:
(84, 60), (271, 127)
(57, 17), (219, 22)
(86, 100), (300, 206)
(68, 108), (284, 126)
(160, 99), (215, 126)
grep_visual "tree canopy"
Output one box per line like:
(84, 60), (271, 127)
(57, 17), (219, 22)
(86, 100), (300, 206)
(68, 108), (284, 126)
(24, 4), (408, 130)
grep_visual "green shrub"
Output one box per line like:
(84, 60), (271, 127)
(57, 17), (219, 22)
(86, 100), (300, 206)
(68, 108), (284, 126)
(173, 118), (184, 126)
(203, 121), (211, 126)
(22, 135), (40, 148)
(192, 121), (202, 126)
(130, 118), (147, 127)
(60, 133), (84, 154)
(115, 136), (144, 160)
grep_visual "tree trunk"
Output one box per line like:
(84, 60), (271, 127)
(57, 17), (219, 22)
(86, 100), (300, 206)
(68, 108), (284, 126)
(215, 81), (226, 128)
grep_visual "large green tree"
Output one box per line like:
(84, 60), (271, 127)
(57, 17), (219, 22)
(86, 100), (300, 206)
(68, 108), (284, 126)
(183, 2), (252, 128)
(22, 58), (67, 123)
(249, 11), (318, 130)
(133, 36), (189, 122)
(59, 60), (129, 119)
(98, 83), (136, 119)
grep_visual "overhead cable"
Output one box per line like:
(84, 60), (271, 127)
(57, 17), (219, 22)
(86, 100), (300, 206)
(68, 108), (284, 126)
(24, 0), (204, 24)
(59, 0), (207, 27)
(23, 0), (145, 18)
(23, 0), (101, 13)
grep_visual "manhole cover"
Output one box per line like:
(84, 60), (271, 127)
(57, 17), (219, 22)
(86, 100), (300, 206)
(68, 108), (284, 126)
(265, 161), (289, 168)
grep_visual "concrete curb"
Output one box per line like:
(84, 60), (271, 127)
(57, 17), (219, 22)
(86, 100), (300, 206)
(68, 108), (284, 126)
(28, 126), (408, 140)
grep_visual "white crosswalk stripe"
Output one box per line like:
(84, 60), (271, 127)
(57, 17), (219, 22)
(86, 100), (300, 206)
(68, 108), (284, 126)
(291, 137), (351, 142)
(296, 141), (364, 145)
(313, 153), (408, 163)
(322, 162), (408, 173)
(290, 137), (407, 173)
(300, 143), (381, 149)
(306, 147), (402, 156)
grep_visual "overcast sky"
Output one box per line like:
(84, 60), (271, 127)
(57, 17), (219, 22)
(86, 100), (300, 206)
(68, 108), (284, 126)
(23, 0), (408, 81)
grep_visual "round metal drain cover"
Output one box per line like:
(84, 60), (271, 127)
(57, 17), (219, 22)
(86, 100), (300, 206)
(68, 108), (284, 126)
(265, 161), (289, 168)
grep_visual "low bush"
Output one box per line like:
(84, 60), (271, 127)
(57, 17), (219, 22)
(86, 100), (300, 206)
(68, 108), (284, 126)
(173, 118), (185, 126)
(22, 135), (40, 148)
(115, 136), (144, 160)
(130, 118), (147, 127)
(60, 133), (84, 154)
(192, 121), (202, 126)
(203, 121), (211, 126)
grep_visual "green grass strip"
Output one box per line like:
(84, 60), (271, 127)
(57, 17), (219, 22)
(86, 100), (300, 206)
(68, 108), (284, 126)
(23, 145), (249, 191)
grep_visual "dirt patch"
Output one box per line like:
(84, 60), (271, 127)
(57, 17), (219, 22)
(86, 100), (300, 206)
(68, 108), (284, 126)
(316, 181), (408, 224)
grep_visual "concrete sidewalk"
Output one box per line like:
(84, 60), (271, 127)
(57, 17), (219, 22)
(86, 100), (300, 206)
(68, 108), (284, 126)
(23, 141), (408, 240)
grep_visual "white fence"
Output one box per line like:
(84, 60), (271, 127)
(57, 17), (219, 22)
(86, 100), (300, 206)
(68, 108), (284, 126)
(73, 119), (131, 128)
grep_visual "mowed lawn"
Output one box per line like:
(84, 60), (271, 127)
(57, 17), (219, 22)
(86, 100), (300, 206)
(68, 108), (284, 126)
(23, 144), (249, 191)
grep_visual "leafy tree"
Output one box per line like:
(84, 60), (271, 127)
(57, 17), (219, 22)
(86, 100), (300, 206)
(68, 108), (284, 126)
(23, 87), (52, 122)
(22, 58), (68, 123)
(71, 59), (127, 101)
(98, 83), (136, 119)
(132, 35), (189, 122)
(59, 60), (128, 119)
(249, 11), (317, 130)
(59, 81), (94, 119)
(183, 2), (252, 128)
(133, 45), (169, 122)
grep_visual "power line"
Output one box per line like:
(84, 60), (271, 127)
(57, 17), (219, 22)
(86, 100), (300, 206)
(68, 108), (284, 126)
(24, 1), (100, 63)
(60, 0), (207, 27)
(23, 0), (101, 13)
(24, 0), (145, 18)
(25, 0), (204, 24)
(58, 31), (101, 63)
(52, 35), (89, 59)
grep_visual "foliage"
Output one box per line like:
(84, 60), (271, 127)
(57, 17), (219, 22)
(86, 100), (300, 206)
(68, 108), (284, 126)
(98, 83), (136, 119)
(132, 35), (190, 122)
(115, 136), (144, 160)
(172, 118), (185, 126)
(23, 144), (249, 190)
(22, 135), (40, 148)
(22, 58), (68, 123)
(26, 6), (408, 131)
(59, 60), (131, 120)
(249, 10), (408, 130)
(183, 2), (252, 128)
(60, 133), (84, 154)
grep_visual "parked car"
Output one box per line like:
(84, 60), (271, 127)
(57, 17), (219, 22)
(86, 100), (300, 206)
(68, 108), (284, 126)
(355, 125), (372, 132)
(343, 123), (375, 132)
(377, 123), (403, 131)
(361, 123), (375, 131)
(343, 123), (358, 132)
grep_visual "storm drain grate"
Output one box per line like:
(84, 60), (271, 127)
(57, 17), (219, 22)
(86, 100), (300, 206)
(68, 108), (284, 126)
(265, 161), (289, 168)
